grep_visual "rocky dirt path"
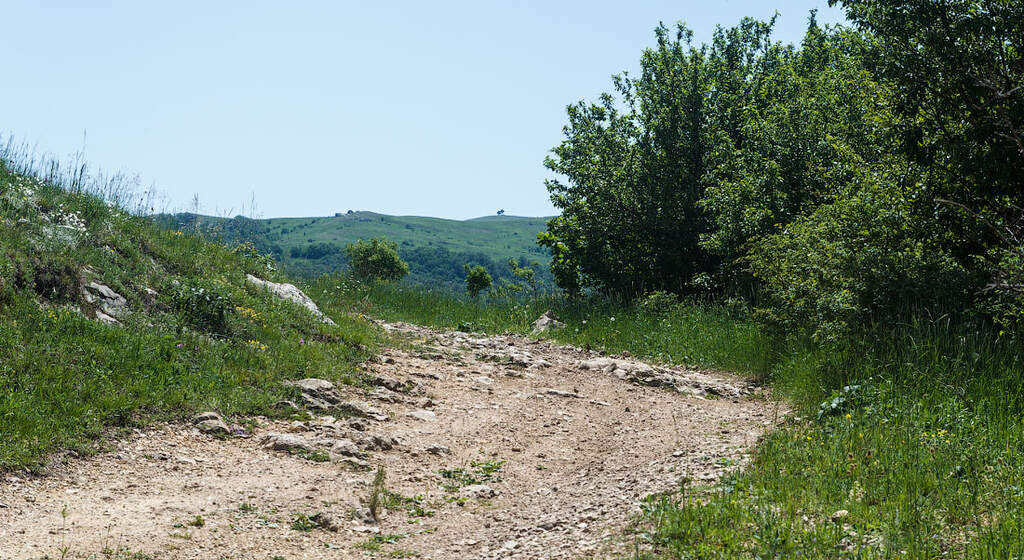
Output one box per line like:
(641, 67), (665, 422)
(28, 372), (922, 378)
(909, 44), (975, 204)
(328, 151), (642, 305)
(0, 322), (779, 560)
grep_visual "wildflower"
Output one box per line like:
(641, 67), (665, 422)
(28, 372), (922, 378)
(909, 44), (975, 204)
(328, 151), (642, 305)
(176, 343), (183, 348)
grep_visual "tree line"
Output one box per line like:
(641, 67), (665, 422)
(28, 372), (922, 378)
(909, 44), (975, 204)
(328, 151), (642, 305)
(539, 0), (1023, 340)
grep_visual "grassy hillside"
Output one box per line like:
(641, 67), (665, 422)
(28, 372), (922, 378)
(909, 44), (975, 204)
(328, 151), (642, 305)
(157, 211), (554, 292)
(0, 155), (377, 470)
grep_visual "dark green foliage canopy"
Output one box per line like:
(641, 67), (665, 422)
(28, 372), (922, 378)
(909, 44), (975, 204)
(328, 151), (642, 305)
(542, 2), (1024, 337)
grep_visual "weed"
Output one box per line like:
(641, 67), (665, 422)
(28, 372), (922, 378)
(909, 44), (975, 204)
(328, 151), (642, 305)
(356, 533), (408, 552)
(294, 449), (330, 462)
(368, 465), (387, 521)
(381, 490), (434, 517)
(290, 514), (316, 532)
(438, 459), (504, 492)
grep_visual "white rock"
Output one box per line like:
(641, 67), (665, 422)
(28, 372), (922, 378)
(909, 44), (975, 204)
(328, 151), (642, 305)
(245, 274), (335, 325)
(405, 409), (436, 422)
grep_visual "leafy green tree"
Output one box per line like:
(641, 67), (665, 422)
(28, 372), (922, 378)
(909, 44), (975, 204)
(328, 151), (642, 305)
(345, 238), (409, 283)
(464, 265), (492, 298)
(833, 0), (1024, 329)
(542, 17), (879, 296)
(542, 22), (722, 297)
(699, 18), (889, 275)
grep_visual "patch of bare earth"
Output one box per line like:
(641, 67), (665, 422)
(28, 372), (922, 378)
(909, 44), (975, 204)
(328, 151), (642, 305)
(0, 322), (779, 560)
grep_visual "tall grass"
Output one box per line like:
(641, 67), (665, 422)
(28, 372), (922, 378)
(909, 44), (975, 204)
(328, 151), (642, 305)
(310, 277), (769, 376)
(638, 316), (1024, 558)
(0, 133), (170, 215)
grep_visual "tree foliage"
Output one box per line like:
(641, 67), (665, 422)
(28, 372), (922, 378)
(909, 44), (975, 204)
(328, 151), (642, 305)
(344, 238), (409, 283)
(542, 4), (1024, 337)
(464, 265), (492, 299)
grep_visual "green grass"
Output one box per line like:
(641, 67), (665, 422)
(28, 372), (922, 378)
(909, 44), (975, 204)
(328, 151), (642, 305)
(631, 320), (1024, 559)
(0, 154), (378, 470)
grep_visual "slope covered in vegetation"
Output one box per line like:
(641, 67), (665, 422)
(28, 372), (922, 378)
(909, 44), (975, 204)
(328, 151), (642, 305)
(0, 154), (376, 470)
(156, 211), (553, 293)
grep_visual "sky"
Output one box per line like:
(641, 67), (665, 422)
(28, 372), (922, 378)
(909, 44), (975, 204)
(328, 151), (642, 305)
(1, 1), (846, 220)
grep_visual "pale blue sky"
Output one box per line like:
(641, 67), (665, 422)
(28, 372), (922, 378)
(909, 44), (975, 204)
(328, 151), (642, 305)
(2, 1), (845, 219)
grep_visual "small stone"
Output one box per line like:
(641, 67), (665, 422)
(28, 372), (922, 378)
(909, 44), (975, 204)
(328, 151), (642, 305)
(369, 386), (403, 403)
(425, 444), (450, 455)
(246, 274), (335, 324)
(461, 484), (496, 499)
(259, 433), (313, 453)
(197, 419), (230, 436)
(329, 439), (365, 458)
(359, 433), (398, 451)
(337, 402), (389, 422)
(348, 418), (370, 432)
(530, 311), (565, 336)
(310, 512), (341, 532)
(339, 457), (372, 471)
(405, 409), (436, 422)
(352, 524), (380, 533)
(353, 506), (375, 524)
(543, 388), (579, 398)
(193, 411), (223, 423)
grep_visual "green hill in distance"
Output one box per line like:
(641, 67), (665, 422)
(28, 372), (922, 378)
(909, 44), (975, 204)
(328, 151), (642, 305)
(155, 211), (555, 293)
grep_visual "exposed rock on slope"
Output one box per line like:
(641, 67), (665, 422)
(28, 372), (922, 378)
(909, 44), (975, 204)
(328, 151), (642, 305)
(245, 274), (336, 324)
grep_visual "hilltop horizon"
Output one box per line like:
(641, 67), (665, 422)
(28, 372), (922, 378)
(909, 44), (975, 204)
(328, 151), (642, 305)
(171, 209), (557, 222)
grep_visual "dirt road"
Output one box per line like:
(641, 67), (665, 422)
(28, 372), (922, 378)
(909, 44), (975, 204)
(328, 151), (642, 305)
(0, 322), (777, 559)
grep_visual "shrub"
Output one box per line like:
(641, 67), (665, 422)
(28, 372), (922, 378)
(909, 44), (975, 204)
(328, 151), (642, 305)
(464, 265), (492, 299)
(345, 238), (409, 283)
(231, 241), (276, 275)
(749, 183), (972, 341)
(989, 246), (1024, 335)
(172, 278), (234, 335)
(21, 254), (80, 302)
(637, 290), (680, 316)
